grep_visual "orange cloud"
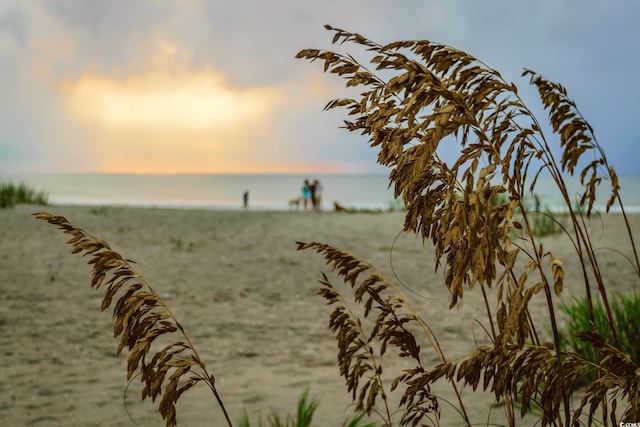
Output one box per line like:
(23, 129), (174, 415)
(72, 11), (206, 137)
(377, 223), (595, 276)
(63, 71), (280, 132)
(59, 68), (285, 173)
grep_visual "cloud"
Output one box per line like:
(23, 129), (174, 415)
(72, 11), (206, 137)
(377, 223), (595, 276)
(59, 66), (287, 173)
(63, 71), (280, 133)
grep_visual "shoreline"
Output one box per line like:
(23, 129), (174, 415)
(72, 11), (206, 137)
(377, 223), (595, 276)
(21, 200), (640, 215)
(1, 204), (639, 426)
(4, 172), (640, 214)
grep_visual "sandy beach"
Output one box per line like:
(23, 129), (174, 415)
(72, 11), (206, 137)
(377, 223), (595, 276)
(1, 204), (639, 426)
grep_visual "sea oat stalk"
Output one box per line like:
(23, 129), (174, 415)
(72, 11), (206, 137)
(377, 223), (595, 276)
(35, 213), (233, 427)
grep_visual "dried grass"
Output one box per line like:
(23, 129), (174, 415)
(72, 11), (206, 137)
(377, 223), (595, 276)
(34, 213), (233, 427)
(295, 25), (640, 426)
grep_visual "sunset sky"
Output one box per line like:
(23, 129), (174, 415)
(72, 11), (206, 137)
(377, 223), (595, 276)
(1, 0), (639, 175)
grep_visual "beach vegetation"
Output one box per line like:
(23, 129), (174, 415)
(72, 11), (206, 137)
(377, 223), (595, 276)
(35, 212), (233, 427)
(494, 192), (567, 237)
(558, 292), (640, 385)
(239, 389), (318, 427)
(388, 197), (405, 212)
(90, 206), (109, 215)
(239, 389), (375, 427)
(530, 207), (567, 237)
(170, 236), (195, 252)
(0, 181), (48, 208)
(295, 25), (640, 425)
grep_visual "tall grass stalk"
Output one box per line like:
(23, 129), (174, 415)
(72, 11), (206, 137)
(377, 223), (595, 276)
(34, 213), (233, 427)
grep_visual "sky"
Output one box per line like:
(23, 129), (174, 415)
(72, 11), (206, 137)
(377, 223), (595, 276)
(0, 0), (639, 175)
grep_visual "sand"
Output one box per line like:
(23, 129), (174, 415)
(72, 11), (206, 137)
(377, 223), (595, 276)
(1, 204), (638, 426)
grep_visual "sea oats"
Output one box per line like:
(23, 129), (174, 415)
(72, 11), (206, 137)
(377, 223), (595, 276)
(34, 213), (232, 427)
(297, 25), (640, 425)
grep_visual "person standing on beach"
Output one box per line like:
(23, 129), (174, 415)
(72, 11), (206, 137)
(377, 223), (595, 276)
(243, 190), (249, 209)
(308, 180), (316, 211)
(302, 180), (311, 211)
(313, 179), (323, 211)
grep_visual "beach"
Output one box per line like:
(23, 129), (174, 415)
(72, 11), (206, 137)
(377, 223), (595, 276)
(1, 204), (639, 426)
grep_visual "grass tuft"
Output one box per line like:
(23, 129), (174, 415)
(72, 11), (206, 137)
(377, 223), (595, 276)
(0, 181), (48, 208)
(559, 293), (640, 384)
(239, 389), (375, 427)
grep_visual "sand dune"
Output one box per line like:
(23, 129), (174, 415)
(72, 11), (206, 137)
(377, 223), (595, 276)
(1, 205), (638, 426)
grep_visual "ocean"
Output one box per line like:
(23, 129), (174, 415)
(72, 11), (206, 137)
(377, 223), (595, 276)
(2, 173), (640, 213)
(1, 173), (395, 211)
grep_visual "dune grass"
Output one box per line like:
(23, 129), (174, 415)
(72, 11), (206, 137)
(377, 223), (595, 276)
(558, 293), (640, 385)
(239, 389), (375, 427)
(0, 181), (48, 208)
(239, 389), (319, 427)
(34, 212), (233, 427)
(295, 25), (640, 425)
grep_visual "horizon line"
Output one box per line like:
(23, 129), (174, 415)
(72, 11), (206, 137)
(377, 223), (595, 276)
(1, 170), (390, 176)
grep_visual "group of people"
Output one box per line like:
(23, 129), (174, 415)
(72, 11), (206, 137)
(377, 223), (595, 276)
(242, 179), (324, 210)
(301, 179), (322, 211)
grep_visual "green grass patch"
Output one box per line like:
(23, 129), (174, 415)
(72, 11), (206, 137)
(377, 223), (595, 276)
(239, 389), (375, 427)
(558, 293), (640, 384)
(0, 181), (49, 208)
(530, 209), (566, 237)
